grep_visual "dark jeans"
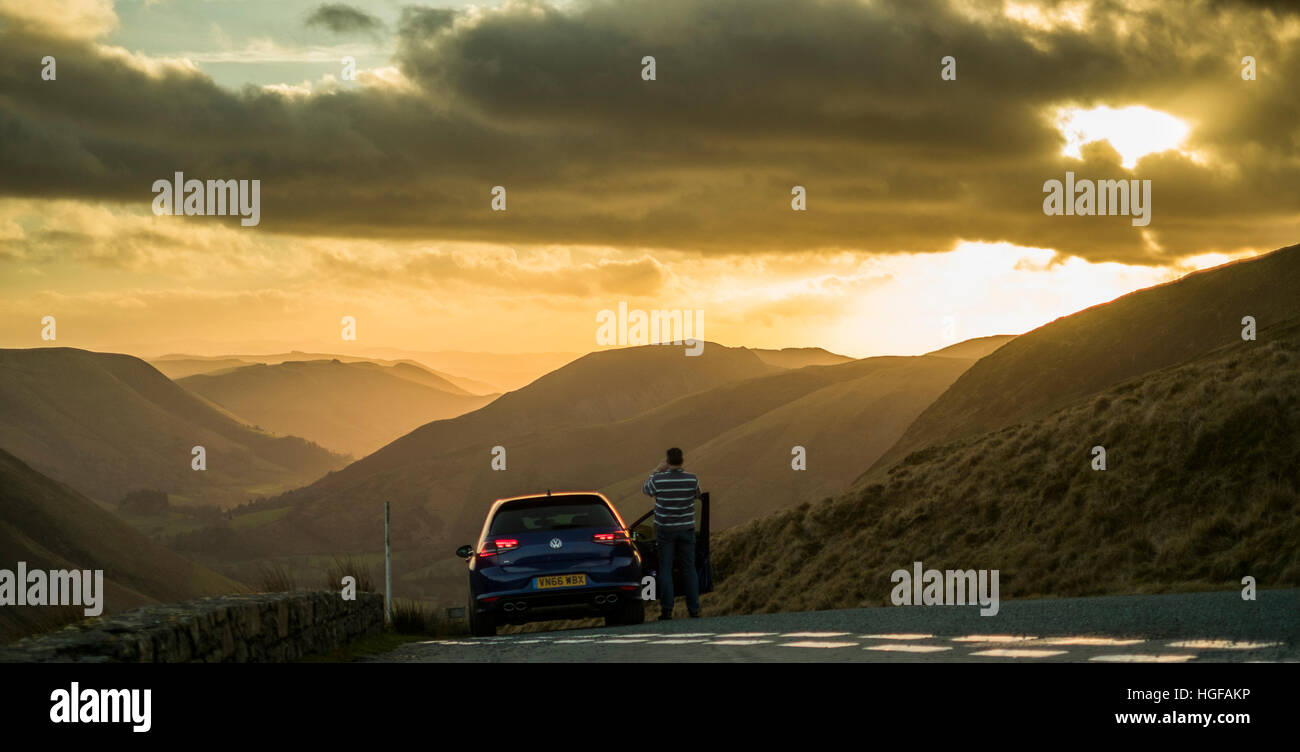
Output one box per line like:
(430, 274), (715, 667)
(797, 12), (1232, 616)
(655, 525), (700, 615)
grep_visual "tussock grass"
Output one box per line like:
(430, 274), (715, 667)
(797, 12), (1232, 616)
(389, 598), (467, 637)
(257, 561), (297, 592)
(705, 317), (1300, 616)
(324, 555), (375, 592)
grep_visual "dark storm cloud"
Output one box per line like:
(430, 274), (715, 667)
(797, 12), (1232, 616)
(1209, 0), (1300, 14)
(1, 0), (1297, 264)
(304, 4), (383, 34)
(398, 7), (457, 36)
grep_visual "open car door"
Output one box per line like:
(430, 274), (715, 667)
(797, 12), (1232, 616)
(630, 491), (713, 595)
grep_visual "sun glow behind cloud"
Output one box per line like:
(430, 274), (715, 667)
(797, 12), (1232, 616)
(821, 241), (1188, 357)
(1004, 1), (1090, 32)
(1055, 105), (1193, 169)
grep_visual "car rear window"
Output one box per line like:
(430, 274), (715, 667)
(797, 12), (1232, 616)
(489, 495), (617, 534)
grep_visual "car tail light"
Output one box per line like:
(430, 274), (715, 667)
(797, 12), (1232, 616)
(593, 530), (630, 545)
(478, 538), (519, 557)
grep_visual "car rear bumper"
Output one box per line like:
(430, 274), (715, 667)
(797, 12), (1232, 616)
(470, 556), (640, 599)
(473, 584), (643, 623)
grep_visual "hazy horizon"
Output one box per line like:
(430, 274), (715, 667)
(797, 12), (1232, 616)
(0, 249), (1252, 361)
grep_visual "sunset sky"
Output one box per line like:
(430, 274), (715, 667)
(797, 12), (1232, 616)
(1, 0), (1297, 359)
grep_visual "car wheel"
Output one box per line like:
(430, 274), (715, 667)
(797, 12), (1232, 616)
(468, 597), (496, 637)
(608, 596), (645, 626)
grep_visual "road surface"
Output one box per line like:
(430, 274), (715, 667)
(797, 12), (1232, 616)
(368, 588), (1299, 662)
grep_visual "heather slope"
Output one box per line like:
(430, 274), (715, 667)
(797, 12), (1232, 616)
(707, 317), (1300, 615)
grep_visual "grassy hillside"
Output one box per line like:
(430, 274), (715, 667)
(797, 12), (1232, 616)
(599, 354), (977, 528)
(0, 449), (243, 643)
(177, 360), (497, 457)
(866, 244), (1300, 480)
(705, 316), (1300, 615)
(0, 348), (345, 508)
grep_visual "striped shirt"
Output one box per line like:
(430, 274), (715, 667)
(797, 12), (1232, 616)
(642, 467), (700, 529)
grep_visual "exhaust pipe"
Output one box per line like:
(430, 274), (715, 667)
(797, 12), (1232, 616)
(503, 602), (515, 612)
(594, 594), (616, 605)
(514, 602), (527, 611)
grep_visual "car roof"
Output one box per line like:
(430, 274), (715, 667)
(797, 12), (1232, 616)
(492, 490), (611, 505)
(487, 491), (617, 518)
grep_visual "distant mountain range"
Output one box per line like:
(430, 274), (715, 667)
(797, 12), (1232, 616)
(150, 351), (500, 395)
(276, 348), (583, 393)
(176, 359), (498, 458)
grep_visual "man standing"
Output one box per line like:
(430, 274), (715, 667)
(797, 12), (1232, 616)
(641, 447), (701, 620)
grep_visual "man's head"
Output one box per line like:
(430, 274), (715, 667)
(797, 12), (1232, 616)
(666, 447), (684, 467)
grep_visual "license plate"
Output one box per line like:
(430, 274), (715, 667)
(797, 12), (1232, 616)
(535, 574), (586, 589)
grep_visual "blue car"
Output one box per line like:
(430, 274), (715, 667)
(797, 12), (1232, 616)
(456, 491), (646, 636)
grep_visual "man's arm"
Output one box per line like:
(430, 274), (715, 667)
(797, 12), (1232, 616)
(642, 461), (670, 497)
